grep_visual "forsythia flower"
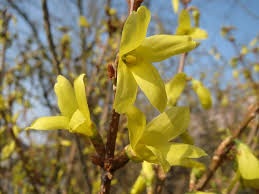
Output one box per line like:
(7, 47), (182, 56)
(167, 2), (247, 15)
(114, 6), (199, 114)
(125, 105), (207, 172)
(27, 74), (96, 137)
(176, 10), (208, 40)
(192, 80), (212, 110)
(236, 142), (259, 189)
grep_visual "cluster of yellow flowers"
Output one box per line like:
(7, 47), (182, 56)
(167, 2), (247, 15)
(28, 6), (211, 171)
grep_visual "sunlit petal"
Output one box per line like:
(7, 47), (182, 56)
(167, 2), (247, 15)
(114, 60), (138, 114)
(136, 35), (197, 62)
(126, 106), (146, 149)
(74, 74), (91, 123)
(54, 75), (77, 118)
(145, 106), (190, 141)
(129, 60), (167, 112)
(27, 116), (69, 130)
(119, 6), (151, 56)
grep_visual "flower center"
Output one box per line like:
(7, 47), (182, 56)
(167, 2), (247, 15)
(123, 54), (137, 65)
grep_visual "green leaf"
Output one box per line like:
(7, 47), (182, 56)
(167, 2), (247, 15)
(166, 72), (187, 106)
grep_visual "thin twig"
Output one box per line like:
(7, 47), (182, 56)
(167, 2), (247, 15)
(41, 0), (61, 74)
(195, 103), (259, 190)
(75, 135), (92, 193)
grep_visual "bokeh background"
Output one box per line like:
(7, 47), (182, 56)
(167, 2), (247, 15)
(0, 0), (258, 193)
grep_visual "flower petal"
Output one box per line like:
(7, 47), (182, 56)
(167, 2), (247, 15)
(169, 158), (206, 170)
(129, 60), (167, 112)
(145, 106), (190, 141)
(192, 80), (212, 110)
(146, 145), (171, 172)
(119, 6), (151, 56)
(69, 109), (95, 136)
(176, 9), (191, 35)
(190, 28), (208, 40)
(27, 116), (69, 130)
(126, 106), (146, 149)
(54, 75), (77, 118)
(166, 72), (187, 106)
(166, 143), (207, 164)
(172, 0), (179, 13)
(136, 35), (197, 62)
(114, 60), (138, 114)
(74, 74), (91, 123)
(236, 142), (259, 180)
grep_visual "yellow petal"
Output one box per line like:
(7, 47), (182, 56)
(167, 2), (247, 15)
(136, 35), (197, 62)
(192, 80), (212, 110)
(74, 74), (91, 123)
(129, 60), (167, 112)
(190, 28), (208, 40)
(126, 106), (146, 149)
(78, 16), (89, 27)
(119, 6), (151, 56)
(27, 116), (69, 130)
(69, 109), (94, 136)
(166, 72), (187, 105)
(114, 60), (138, 114)
(54, 75), (78, 118)
(169, 158), (206, 170)
(1, 141), (15, 160)
(166, 143), (207, 163)
(145, 106), (190, 141)
(146, 145), (171, 172)
(236, 142), (259, 180)
(176, 10), (191, 35)
(172, 0), (179, 13)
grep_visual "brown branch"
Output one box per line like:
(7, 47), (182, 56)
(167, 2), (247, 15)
(74, 135), (92, 193)
(195, 103), (259, 190)
(178, 53), (188, 73)
(6, 0), (52, 63)
(41, 0), (61, 74)
(0, 10), (11, 88)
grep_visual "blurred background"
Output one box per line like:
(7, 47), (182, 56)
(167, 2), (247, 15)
(0, 0), (258, 193)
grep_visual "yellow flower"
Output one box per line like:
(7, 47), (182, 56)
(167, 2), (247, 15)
(125, 105), (207, 172)
(27, 74), (95, 137)
(176, 10), (208, 40)
(236, 142), (259, 189)
(114, 6), (198, 114)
